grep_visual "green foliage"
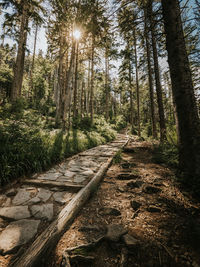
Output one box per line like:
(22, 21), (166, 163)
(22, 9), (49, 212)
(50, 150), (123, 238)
(0, 110), (117, 186)
(152, 142), (179, 168)
(94, 116), (116, 141)
(113, 150), (122, 164)
(110, 115), (127, 131)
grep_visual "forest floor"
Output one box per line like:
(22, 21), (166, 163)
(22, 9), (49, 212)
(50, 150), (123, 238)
(47, 136), (200, 267)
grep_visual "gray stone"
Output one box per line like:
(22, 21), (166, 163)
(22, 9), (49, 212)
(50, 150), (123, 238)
(0, 219), (40, 254)
(63, 170), (76, 178)
(69, 167), (81, 172)
(2, 198), (11, 207)
(130, 200), (141, 211)
(74, 175), (87, 183)
(106, 224), (127, 242)
(57, 176), (73, 182)
(38, 172), (62, 181)
(53, 192), (73, 205)
(28, 197), (41, 205)
(37, 188), (52, 202)
(122, 234), (140, 249)
(81, 160), (98, 168)
(0, 206), (30, 220)
(82, 169), (94, 176)
(6, 189), (16, 197)
(31, 204), (53, 221)
(12, 189), (31, 205)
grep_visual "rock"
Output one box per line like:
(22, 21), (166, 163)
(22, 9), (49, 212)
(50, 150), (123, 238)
(69, 167), (81, 172)
(37, 188), (52, 202)
(0, 219), (40, 254)
(12, 189), (32, 205)
(63, 170), (76, 178)
(117, 173), (139, 180)
(31, 204), (53, 221)
(82, 170), (94, 176)
(130, 201), (141, 211)
(74, 175), (87, 183)
(99, 207), (121, 216)
(122, 234), (140, 249)
(0, 206), (30, 220)
(147, 206), (161, 213)
(127, 181), (143, 189)
(2, 198), (11, 207)
(53, 192), (73, 205)
(6, 189), (16, 197)
(39, 172), (62, 181)
(106, 224), (128, 242)
(28, 197), (41, 205)
(143, 186), (161, 194)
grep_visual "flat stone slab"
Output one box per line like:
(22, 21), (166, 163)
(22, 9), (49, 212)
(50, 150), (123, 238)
(53, 192), (73, 205)
(0, 219), (40, 254)
(31, 204), (54, 221)
(38, 172), (62, 181)
(62, 170), (76, 178)
(28, 197), (41, 205)
(0, 206), (30, 220)
(74, 175), (87, 183)
(82, 170), (94, 176)
(37, 188), (52, 202)
(12, 189), (32, 205)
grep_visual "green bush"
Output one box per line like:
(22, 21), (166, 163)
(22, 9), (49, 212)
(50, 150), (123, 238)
(152, 142), (179, 168)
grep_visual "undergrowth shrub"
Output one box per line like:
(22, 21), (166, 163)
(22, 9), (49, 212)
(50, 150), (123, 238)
(152, 142), (179, 168)
(0, 113), (117, 186)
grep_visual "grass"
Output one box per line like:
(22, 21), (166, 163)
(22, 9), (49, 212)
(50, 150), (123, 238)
(0, 108), (119, 186)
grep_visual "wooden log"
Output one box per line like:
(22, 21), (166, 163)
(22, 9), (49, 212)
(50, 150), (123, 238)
(23, 179), (83, 192)
(12, 157), (113, 267)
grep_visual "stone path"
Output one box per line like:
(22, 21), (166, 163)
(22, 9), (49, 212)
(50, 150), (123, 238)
(0, 134), (128, 260)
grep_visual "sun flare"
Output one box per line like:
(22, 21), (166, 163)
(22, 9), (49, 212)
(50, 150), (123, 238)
(73, 29), (81, 40)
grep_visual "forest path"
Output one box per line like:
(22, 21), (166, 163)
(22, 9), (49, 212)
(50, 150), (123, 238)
(0, 133), (129, 267)
(47, 137), (200, 267)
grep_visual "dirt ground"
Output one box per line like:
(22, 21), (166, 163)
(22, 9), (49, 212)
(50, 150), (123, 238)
(46, 137), (200, 267)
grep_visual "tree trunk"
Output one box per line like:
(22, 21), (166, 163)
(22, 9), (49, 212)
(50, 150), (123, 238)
(62, 40), (76, 130)
(73, 41), (79, 119)
(148, 0), (166, 142)
(11, 2), (29, 101)
(128, 42), (133, 129)
(90, 35), (95, 124)
(161, 0), (200, 179)
(105, 46), (109, 121)
(30, 24), (38, 101)
(133, 30), (141, 137)
(144, 8), (157, 138)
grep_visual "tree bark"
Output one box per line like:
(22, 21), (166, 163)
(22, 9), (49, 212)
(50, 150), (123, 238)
(144, 8), (157, 139)
(161, 0), (200, 178)
(105, 46), (110, 121)
(133, 30), (141, 137)
(148, 0), (166, 142)
(90, 35), (95, 124)
(73, 41), (79, 119)
(11, 1), (29, 101)
(29, 24), (38, 100)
